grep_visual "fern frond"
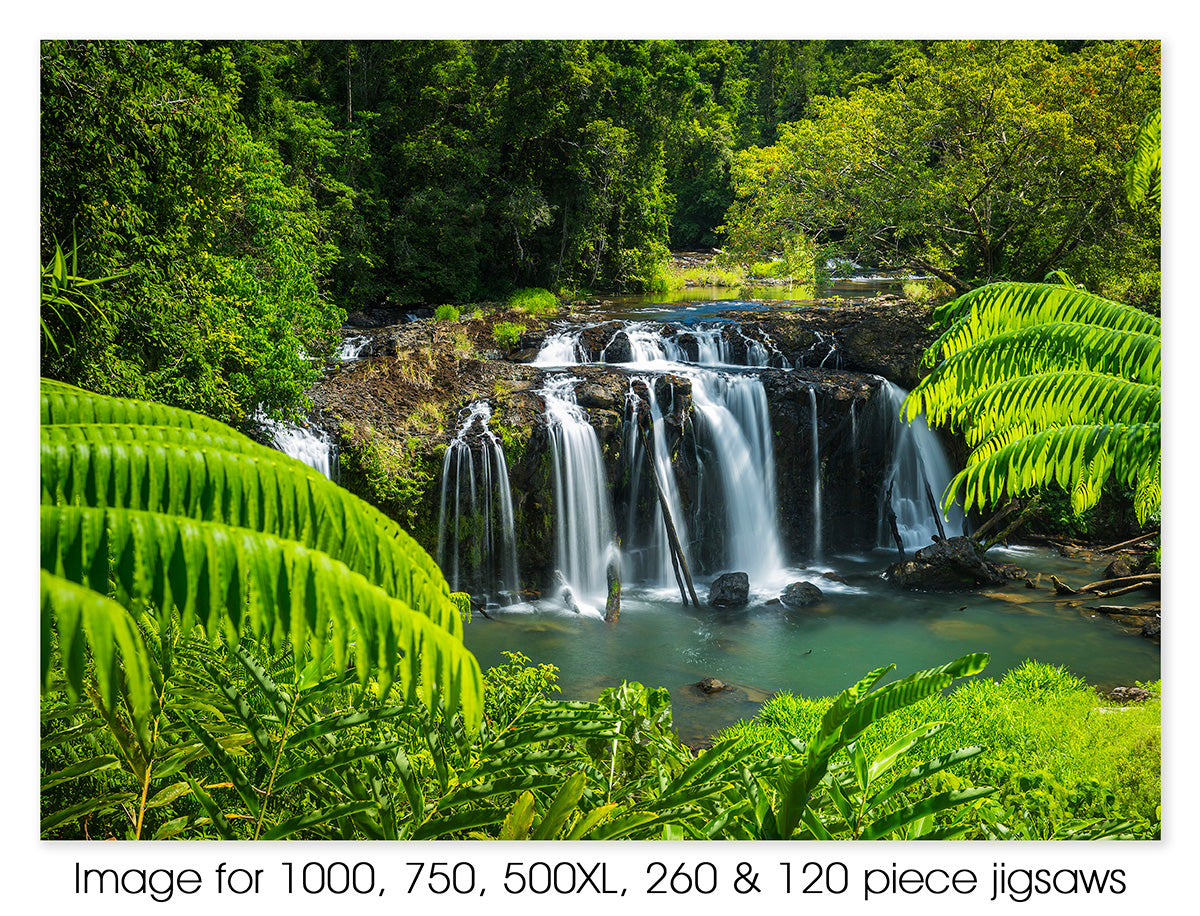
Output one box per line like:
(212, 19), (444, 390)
(1125, 109), (1161, 208)
(40, 423), (460, 641)
(906, 322), (1159, 427)
(954, 371), (1160, 447)
(927, 282), (1160, 361)
(40, 380), (485, 733)
(949, 422), (1161, 522)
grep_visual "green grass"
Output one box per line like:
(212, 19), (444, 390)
(507, 287), (560, 315)
(492, 321), (525, 349)
(720, 660), (1161, 835)
(433, 303), (461, 321)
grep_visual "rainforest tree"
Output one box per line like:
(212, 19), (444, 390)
(720, 40), (1160, 299)
(40, 40), (345, 425)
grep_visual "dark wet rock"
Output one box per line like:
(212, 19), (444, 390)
(1104, 558), (1134, 580)
(885, 536), (1011, 590)
(1106, 685), (1155, 703)
(781, 581), (824, 607)
(709, 571), (750, 607)
(694, 677), (729, 694)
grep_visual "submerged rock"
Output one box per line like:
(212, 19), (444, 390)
(709, 571), (750, 607)
(781, 581), (824, 607)
(885, 536), (1011, 591)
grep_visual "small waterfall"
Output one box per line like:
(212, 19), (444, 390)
(542, 376), (615, 606)
(533, 322), (788, 369)
(339, 334), (370, 359)
(534, 330), (587, 366)
(807, 387), (822, 562)
(263, 417), (337, 478)
(622, 378), (692, 586)
(436, 401), (520, 601)
(876, 379), (963, 549)
(690, 372), (785, 585)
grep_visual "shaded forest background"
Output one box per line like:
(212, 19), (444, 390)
(40, 39), (1159, 424)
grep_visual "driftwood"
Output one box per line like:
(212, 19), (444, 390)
(971, 499), (1023, 543)
(923, 479), (947, 541)
(1051, 573), (1159, 598)
(981, 499), (1040, 552)
(884, 483), (905, 556)
(1078, 573), (1160, 593)
(637, 413), (700, 607)
(1093, 604), (1160, 618)
(1097, 530), (1160, 553)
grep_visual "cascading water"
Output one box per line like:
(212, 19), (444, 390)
(263, 417), (337, 478)
(542, 375), (615, 610)
(876, 379), (964, 549)
(807, 387), (823, 562)
(436, 401), (520, 602)
(689, 372), (785, 585)
(622, 377), (692, 587)
(339, 334), (370, 359)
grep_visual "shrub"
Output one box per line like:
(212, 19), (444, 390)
(507, 287), (559, 315)
(434, 303), (461, 321)
(492, 321), (525, 349)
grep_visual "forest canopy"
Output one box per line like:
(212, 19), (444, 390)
(40, 39), (1160, 422)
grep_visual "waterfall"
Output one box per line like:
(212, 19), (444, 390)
(808, 387), (822, 562)
(263, 417), (337, 478)
(876, 379), (963, 549)
(339, 334), (370, 359)
(622, 378), (692, 587)
(533, 322), (787, 369)
(436, 401), (520, 601)
(690, 372), (785, 585)
(534, 330), (587, 366)
(542, 376), (615, 606)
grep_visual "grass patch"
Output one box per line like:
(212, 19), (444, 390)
(720, 659), (1161, 836)
(508, 287), (560, 315)
(492, 321), (525, 349)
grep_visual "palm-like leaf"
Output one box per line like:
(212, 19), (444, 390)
(1125, 110), (1161, 208)
(40, 380), (483, 731)
(903, 283), (1161, 524)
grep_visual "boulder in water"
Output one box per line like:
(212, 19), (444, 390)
(694, 677), (729, 694)
(885, 536), (1011, 591)
(709, 571), (750, 607)
(781, 581), (824, 607)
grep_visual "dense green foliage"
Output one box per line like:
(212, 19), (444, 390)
(42, 39), (1159, 421)
(40, 379), (483, 742)
(721, 40), (1160, 300)
(904, 282), (1160, 525)
(41, 41), (345, 425)
(721, 660), (1160, 838)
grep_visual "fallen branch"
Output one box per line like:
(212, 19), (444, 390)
(1097, 530), (1160, 553)
(1088, 580), (1156, 599)
(1092, 604), (1160, 618)
(1078, 573), (1160, 593)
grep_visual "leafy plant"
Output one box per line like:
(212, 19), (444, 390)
(40, 378), (484, 744)
(507, 287), (560, 315)
(491, 321), (525, 349)
(434, 304), (461, 321)
(903, 282), (1160, 524)
(735, 653), (993, 839)
(40, 236), (125, 356)
(1125, 109), (1161, 208)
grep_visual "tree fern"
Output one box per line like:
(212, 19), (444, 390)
(903, 283), (1161, 524)
(40, 379), (484, 733)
